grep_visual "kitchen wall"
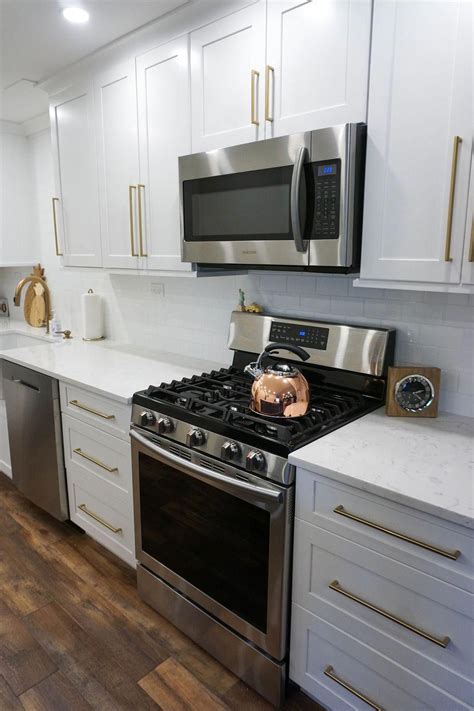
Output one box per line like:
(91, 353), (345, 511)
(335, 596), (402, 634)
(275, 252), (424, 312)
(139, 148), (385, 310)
(1, 129), (473, 417)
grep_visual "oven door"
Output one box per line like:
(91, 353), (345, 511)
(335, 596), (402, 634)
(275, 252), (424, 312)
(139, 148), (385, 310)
(131, 428), (292, 661)
(180, 132), (311, 267)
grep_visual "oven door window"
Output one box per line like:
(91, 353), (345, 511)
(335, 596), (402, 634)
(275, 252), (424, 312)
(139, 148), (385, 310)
(139, 452), (270, 632)
(183, 165), (298, 242)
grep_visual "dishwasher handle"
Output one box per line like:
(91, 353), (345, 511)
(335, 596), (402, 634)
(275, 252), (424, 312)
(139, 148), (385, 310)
(11, 377), (40, 392)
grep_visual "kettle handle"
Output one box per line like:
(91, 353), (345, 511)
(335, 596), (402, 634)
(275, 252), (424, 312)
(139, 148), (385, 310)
(262, 342), (311, 363)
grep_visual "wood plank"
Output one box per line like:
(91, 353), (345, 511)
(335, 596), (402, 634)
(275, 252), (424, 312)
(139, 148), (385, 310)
(153, 657), (229, 711)
(0, 674), (23, 710)
(139, 667), (194, 711)
(0, 547), (52, 617)
(26, 602), (159, 710)
(20, 671), (92, 711)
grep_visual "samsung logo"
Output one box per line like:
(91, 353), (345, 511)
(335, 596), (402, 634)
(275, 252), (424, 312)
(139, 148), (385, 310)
(242, 250), (257, 255)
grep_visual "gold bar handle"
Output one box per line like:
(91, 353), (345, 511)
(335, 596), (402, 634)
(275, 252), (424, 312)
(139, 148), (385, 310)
(69, 400), (115, 420)
(137, 184), (147, 256)
(333, 505), (461, 560)
(78, 504), (122, 534)
(129, 185), (139, 257)
(445, 135), (462, 262)
(324, 666), (384, 711)
(52, 197), (63, 256)
(329, 580), (450, 648)
(265, 65), (274, 122)
(251, 69), (259, 126)
(73, 448), (118, 473)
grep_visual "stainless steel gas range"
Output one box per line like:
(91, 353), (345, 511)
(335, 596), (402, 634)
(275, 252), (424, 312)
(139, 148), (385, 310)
(130, 311), (395, 707)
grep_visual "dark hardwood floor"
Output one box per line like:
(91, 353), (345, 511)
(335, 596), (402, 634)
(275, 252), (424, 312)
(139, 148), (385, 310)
(0, 472), (322, 711)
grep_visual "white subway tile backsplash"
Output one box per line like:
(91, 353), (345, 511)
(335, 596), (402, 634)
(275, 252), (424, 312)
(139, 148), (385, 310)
(316, 275), (349, 296)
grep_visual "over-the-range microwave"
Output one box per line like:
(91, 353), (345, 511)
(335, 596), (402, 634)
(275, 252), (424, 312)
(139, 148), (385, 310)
(179, 123), (366, 272)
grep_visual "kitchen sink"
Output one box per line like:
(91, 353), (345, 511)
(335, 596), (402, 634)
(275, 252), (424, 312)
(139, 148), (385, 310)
(0, 333), (51, 350)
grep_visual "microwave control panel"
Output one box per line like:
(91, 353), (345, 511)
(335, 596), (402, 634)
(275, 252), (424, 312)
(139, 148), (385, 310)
(270, 321), (329, 350)
(311, 158), (341, 240)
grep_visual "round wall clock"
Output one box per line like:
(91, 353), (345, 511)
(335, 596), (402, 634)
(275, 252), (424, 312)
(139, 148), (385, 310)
(386, 366), (441, 418)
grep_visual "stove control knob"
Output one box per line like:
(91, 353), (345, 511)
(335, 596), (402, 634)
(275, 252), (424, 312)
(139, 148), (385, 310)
(139, 411), (156, 427)
(187, 428), (207, 448)
(246, 449), (266, 473)
(157, 417), (174, 434)
(221, 441), (241, 462)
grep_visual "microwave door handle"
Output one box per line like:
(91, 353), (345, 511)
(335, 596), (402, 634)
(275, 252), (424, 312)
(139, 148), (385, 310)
(130, 429), (282, 503)
(291, 146), (308, 253)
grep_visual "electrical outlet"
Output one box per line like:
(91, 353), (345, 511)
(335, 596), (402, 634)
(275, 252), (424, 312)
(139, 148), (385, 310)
(150, 282), (165, 297)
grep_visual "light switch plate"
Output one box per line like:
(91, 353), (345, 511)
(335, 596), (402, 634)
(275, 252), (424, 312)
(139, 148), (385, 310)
(0, 298), (9, 317)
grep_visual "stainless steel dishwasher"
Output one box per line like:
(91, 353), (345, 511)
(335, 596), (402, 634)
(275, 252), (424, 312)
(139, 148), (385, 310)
(3, 361), (68, 521)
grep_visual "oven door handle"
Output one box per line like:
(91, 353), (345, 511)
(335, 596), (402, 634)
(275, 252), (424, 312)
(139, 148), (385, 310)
(290, 146), (308, 253)
(130, 429), (283, 503)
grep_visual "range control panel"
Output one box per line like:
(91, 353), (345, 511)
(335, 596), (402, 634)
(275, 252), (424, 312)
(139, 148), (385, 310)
(311, 158), (341, 240)
(270, 321), (329, 350)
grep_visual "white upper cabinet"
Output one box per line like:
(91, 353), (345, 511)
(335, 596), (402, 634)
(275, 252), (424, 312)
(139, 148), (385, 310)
(360, 0), (472, 286)
(137, 36), (192, 271)
(190, 1), (266, 151)
(50, 82), (102, 267)
(95, 60), (141, 269)
(265, 0), (371, 137)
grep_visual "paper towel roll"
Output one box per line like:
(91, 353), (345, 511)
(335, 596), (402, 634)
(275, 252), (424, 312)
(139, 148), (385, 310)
(81, 289), (104, 341)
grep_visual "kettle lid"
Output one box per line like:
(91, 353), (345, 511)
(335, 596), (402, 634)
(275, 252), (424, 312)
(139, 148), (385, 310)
(267, 362), (299, 377)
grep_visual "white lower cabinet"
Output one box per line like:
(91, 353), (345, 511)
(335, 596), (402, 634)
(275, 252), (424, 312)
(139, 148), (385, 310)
(60, 385), (135, 567)
(290, 469), (474, 710)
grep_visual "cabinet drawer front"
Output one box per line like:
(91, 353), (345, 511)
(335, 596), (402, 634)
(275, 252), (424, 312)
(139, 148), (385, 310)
(63, 414), (131, 493)
(296, 469), (474, 592)
(293, 520), (474, 703)
(68, 477), (135, 567)
(60, 382), (131, 440)
(290, 603), (469, 711)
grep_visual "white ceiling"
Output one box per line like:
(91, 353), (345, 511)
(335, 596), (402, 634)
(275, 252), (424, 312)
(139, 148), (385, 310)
(0, 0), (188, 122)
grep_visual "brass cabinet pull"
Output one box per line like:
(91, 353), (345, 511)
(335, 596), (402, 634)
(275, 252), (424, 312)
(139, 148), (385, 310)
(69, 400), (115, 420)
(52, 197), (63, 256)
(445, 135), (462, 262)
(78, 504), (122, 534)
(324, 666), (384, 711)
(137, 183), (147, 256)
(265, 65), (274, 122)
(333, 505), (461, 560)
(129, 185), (139, 256)
(251, 69), (260, 126)
(329, 580), (450, 648)
(73, 448), (118, 473)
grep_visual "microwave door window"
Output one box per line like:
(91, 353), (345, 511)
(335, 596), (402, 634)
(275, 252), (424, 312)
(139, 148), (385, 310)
(138, 452), (270, 632)
(183, 165), (294, 242)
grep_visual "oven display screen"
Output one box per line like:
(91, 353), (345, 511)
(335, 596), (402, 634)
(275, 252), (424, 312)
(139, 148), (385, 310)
(270, 321), (329, 350)
(138, 452), (270, 632)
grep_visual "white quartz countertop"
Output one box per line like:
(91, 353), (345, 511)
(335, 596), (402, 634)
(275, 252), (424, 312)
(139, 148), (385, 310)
(289, 408), (474, 528)
(0, 320), (226, 404)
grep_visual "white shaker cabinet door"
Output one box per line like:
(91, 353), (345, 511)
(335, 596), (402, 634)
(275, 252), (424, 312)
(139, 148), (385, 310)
(190, 1), (266, 151)
(50, 82), (102, 267)
(360, 0), (472, 285)
(461, 155), (474, 286)
(265, 0), (371, 138)
(137, 36), (192, 271)
(96, 61), (142, 269)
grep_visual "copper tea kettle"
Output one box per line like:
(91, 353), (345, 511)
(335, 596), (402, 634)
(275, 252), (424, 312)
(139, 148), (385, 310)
(244, 342), (311, 418)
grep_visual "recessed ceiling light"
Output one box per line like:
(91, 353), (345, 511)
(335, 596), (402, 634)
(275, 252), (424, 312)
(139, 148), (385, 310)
(62, 7), (90, 24)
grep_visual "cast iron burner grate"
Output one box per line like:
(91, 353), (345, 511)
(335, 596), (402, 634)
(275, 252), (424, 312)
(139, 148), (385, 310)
(142, 367), (371, 450)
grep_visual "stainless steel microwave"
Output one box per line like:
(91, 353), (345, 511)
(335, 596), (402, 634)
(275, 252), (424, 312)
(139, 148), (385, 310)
(179, 123), (366, 272)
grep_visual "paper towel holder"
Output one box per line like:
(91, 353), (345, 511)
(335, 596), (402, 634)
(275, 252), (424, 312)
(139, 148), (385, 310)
(82, 289), (105, 342)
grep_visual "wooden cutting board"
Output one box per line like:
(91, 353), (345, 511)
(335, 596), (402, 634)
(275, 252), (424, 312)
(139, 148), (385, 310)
(24, 264), (47, 328)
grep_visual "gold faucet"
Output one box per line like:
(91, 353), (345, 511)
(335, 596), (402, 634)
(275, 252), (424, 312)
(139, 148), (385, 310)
(14, 275), (52, 334)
